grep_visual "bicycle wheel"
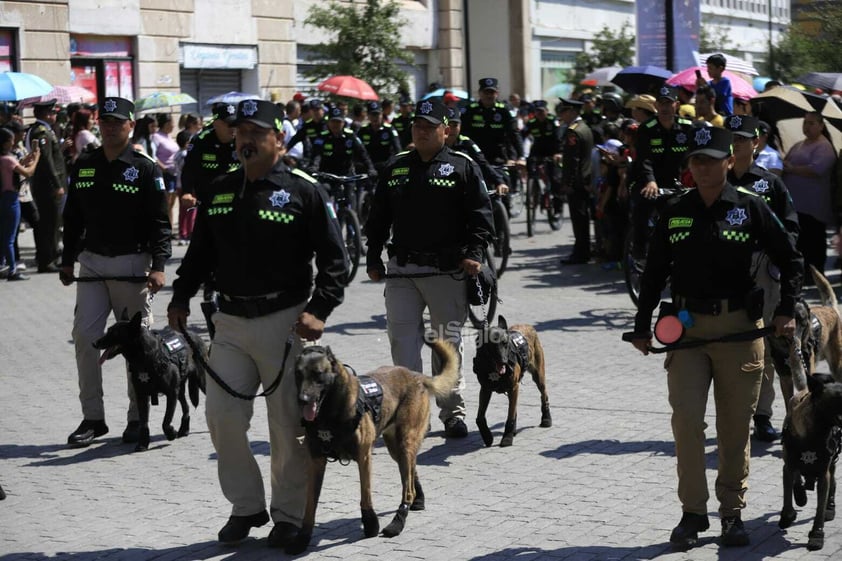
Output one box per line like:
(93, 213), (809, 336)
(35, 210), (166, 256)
(526, 177), (541, 237)
(489, 198), (510, 277)
(507, 173), (525, 219)
(546, 192), (563, 231)
(623, 231), (643, 307)
(468, 252), (498, 329)
(357, 188), (372, 229)
(338, 208), (362, 283)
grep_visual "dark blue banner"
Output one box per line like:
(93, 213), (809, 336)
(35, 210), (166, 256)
(636, 0), (699, 71)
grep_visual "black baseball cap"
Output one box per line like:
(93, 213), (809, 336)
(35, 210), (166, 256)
(724, 115), (760, 138)
(366, 101), (382, 114)
(479, 77), (499, 91)
(211, 102), (238, 124)
(100, 97), (135, 120)
(447, 107), (461, 123)
(686, 125), (733, 160)
(328, 107), (346, 121)
(413, 99), (449, 125)
(233, 99), (283, 130)
(656, 86), (679, 102)
(533, 100), (549, 111)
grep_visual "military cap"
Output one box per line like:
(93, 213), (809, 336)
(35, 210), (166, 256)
(724, 115), (760, 138)
(233, 99), (283, 130)
(656, 85), (679, 102)
(211, 102), (238, 124)
(446, 106), (462, 123)
(686, 125), (733, 160)
(328, 106), (346, 121)
(100, 97), (135, 120)
(479, 77), (499, 91)
(413, 99), (449, 125)
(533, 99), (549, 110)
(33, 99), (58, 112)
(558, 97), (584, 110)
(366, 101), (382, 114)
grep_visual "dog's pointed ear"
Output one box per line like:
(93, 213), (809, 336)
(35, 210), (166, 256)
(120, 308), (130, 321)
(325, 346), (338, 368)
(131, 311), (143, 327)
(498, 315), (507, 330)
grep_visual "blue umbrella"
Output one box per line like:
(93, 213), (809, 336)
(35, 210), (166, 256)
(610, 66), (673, 95)
(753, 76), (774, 93)
(205, 91), (261, 105)
(421, 88), (470, 101)
(0, 72), (52, 101)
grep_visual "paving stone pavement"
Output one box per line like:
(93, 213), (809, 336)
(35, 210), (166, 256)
(2, 212), (842, 561)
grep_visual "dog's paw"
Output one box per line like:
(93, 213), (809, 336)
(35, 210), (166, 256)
(540, 415), (552, 428)
(808, 529), (825, 550)
(476, 421), (493, 447)
(500, 434), (514, 447)
(284, 532), (311, 555)
(177, 417), (190, 438)
(794, 484), (808, 507)
(361, 508), (379, 537)
(381, 504), (408, 538)
(779, 508), (797, 529)
(163, 426), (177, 441)
(134, 442), (149, 453)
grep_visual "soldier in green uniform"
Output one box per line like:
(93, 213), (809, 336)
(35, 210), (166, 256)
(60, 97), (171, 447)
(26, 99), (67, 273)
(558, 97), (594, 264)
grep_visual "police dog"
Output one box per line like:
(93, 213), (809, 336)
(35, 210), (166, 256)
(93, 311), (206, 452)
(473, 316), (551, 447)
(287, 338), (459, 555)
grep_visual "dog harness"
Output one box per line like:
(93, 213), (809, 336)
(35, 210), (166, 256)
(303, 375), (383, 462)
(782, 420), (842, 479)
(475, 330), (530, 393)
(133, 326), (191, 406)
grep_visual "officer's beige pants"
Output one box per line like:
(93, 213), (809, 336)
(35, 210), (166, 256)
(665, 308), (764, 518)
(206, 303), (307, 524)
(753, 253), (782, 418)
(384, 258), (466, 423)
(72, 250), (151, 422)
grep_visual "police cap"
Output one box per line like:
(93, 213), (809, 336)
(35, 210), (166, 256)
(366, 101), (382, 114)
(307, 98), (324, 110)
(100, 97), (135, 120)
(233, 99), (283, 131)
(656, 85), (679, 102)
(211, 102), (238, 124)
(479, 77), (499, 91)
(724, 115), (760, 138)
(446, 107), (461, 123)
(413, 99), (449, 126)
(686, 125), (733, 160)
(328, 106), (346, 121)
(533, 99), (549, 111)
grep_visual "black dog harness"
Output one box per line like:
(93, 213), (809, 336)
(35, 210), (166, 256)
(782, 420), (842, 479)
(135, 326), (190, 406)
(303, 375), (383, 462)
(475, 330), (530, 393)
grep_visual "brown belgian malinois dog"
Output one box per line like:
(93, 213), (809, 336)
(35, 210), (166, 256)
(473, 315), (551, 447)
(285, 337), (459, 555)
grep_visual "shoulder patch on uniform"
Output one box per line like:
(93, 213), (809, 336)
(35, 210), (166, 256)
(133, 149), (156, 162)
(736, 186), (760, 198)
(450, 150), (475, 164)
(291, 167), (317, 183)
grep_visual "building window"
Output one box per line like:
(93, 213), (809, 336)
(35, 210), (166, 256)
(0, 29), (17, 72)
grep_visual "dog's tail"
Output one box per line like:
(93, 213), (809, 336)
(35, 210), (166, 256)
(811, 265), (839, 311)
(419, 338), (460, 399)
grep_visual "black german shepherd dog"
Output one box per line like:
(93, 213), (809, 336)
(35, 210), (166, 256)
(93, 311), (206, 452)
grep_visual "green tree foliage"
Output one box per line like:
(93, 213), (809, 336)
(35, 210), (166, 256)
(572, 23), (635, 84)
(303, 0), (412, 99)
(771, 8), (842, 83)
(699, 25), (734, 55)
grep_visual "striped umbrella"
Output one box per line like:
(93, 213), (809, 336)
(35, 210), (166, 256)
(696, 53), (759, 76)
(20, 85), (97, 106)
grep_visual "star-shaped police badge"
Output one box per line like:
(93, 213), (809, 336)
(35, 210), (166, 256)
(420, 101), (433, 114)
(269, 189), (290, 208)
(438, 163), (455, 177)
(694, 127), (712, 146)
(752, 179), (770, 193)
(226, 104), (236, 115)
(660, 86), (671, 97)
(137, 371), (150, 383)
(104, 99), (117, 113)
(484, 78), (495, 87)
(676, 132), (687, 144)
(242, 100), (258, 116)
(801, 450), (818, 465)
(123, 166), (139, 183)
(318, 429), (333, 443)
(729, 116), (743, 129)
(725, 207), (747, 226)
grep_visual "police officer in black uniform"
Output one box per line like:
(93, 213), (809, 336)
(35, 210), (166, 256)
(26, 99), (67, 272)
(461, 77), (525, 166)
(558, 97), (594, 263)
(392, 96), (415, 149)
(310, 107), (376, 177)
(628, 126), (803, 550)
(356, 100), (401, 173)
(725, 114), (800, 442)
(286, 99), (327, 166)
(60, 97), (171, 447)
(444, 107), (507, 192)
(167, 99), (347, 547)
(365, 99), (495, 438)
(525, 100), (564, 229)
(629, 86), (695, 259)
(179, 102), (240, 336)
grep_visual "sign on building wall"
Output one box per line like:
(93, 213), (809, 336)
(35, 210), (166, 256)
(636, 0), (699, 71)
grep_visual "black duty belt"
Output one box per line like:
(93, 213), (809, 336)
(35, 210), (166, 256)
(85, 243), (145, 257)
(674, 294), (745, 316)
(387, 245), (441, 267)
(217, 292), (296, 318)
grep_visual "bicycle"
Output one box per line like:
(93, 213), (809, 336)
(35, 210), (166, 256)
(313, 172), (368, 284)
(467, 248), (498, 330)
(487, 188), (511, 278)
(623, 186), (689, 307)
(492, 163), (525, 220)
(525, 157), (563, 237)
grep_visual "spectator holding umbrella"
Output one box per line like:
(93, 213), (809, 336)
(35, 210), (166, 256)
(696, 54), (733, 115)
